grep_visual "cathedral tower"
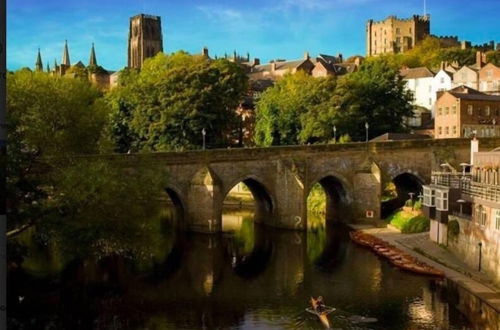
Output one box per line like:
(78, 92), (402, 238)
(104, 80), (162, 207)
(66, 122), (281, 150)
(35, 48), (43, 72)
(127, 14), (163, 69)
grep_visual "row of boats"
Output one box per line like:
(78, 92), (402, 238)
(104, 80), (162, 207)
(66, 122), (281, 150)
(349, 231), (445, 277)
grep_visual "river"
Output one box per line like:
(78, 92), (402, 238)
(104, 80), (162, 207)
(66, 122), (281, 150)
(7, 207), (497, 329)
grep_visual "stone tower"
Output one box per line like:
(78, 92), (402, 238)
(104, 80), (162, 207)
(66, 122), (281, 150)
(127, 14), (163, 69)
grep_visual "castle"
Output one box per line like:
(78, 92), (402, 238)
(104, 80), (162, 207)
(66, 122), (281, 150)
(367, 14), (498, 56)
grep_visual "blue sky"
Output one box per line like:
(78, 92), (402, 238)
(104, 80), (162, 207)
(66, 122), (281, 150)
(7, 0), (500, 71)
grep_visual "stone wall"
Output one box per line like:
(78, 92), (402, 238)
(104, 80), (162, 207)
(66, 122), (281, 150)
(447, 215), (500, 286)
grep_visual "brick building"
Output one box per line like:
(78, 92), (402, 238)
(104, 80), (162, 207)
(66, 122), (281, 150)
(434, 86), (500, 139)
(366, 14), (430, 56)
(478, 63), (500, 95)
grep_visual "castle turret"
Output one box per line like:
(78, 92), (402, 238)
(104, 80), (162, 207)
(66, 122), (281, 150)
(35, 48), (43, 72)
(89, 42), (97, 66)
(62, 40), (71, 66)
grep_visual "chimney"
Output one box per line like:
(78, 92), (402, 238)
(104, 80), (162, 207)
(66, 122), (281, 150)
(271, 61), (276, 72)
(338, 53), (343, 63)
(440, 61), (445, 71)
(253, 58), (260, 66)
(202, 46), (209, 57)
(304, 51), (310, 60)
(476, 51), (483, 68)
(470, 135), (479, 165)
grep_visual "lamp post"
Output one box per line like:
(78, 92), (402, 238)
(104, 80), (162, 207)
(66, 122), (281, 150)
(478, 242), (483, 271)
(202, 128), (206, 150)
(333, 125), (337, 144)
(365, 122), (369, 142)
(408, 192), (415, 210)
(457, 199), (465, 216)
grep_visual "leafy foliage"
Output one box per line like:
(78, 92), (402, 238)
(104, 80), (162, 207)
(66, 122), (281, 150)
(107, 51), (248, 151)
(254, 72), (337, 146)
(386, 209), (430, 233)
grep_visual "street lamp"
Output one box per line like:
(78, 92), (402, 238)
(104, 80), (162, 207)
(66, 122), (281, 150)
(365, 122), (369, 142)
(333, 125), (337, 144)
(457, 199), (465, 216)
(408, 192), (415, 210)
(202, 128), (206, 150)
(459, 163), (471, 176)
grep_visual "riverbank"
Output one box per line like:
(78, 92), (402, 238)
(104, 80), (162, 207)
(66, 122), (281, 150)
(349, 224), (500, 317)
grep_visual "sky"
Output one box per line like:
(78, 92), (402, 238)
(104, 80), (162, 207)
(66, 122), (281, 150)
(7, 0), (500, 71)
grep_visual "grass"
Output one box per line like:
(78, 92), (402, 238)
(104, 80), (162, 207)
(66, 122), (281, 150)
(386, 208), (430, 233)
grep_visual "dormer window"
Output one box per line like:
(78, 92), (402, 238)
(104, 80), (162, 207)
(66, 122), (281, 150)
(435, 189), (449, 211)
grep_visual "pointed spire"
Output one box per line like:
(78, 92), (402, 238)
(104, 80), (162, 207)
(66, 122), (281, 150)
(46, 61), (50, 72)
(89, 42), (97, 66)
(62, 39), (70, 66)
(35, 48), (43, 72)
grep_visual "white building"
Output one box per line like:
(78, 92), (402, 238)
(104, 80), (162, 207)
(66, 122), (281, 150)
(401, 67), (435, 111)
(431, 69), (454, 116)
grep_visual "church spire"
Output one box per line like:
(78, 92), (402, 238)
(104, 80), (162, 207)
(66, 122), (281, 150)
(89, 42), (97, 66)
(46, 61), (50, 72)
(35, 48), (43, 72)
(62, 40), (71, 66)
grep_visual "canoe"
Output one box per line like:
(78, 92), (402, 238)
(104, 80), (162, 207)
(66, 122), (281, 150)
(309, 297), (332, 329)
(349, 231), (445, 277)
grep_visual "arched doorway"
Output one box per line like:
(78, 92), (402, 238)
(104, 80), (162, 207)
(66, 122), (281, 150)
(307, 175), (348, 226)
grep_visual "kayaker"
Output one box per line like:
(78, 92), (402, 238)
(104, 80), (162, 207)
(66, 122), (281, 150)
(315, 296), (326, 313)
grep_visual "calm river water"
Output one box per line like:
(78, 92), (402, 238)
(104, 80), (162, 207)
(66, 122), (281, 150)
(7, 208), (497, 329)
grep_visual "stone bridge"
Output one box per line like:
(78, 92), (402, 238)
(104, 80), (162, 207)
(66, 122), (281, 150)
(75, 138), (500, 233)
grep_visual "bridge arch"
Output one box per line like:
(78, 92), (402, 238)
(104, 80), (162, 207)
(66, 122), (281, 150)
(221, 175), (275, 225)
(307, 172), (352, 224)
(164, 186), (186, 227)
(382, 171), (425, 218)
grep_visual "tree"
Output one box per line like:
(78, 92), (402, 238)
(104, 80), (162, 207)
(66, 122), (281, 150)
(254, 72), (336, 146)
(6, 70), (109, 235)
(107, 51), (248, 151)
(332, 59), (414, 141)
(7, 70), (108, 156)
(486, 50), (500, 66)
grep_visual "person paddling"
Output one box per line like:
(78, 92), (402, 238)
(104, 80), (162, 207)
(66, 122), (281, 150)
(315, 296), (326, 314)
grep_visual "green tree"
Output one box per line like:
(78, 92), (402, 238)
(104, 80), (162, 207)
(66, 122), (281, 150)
(7, 70), (108, 156)
(6, 70), (109, 235)
(332, 59), (414, 141)
(486, 50), (500, 66)
(254, 72), (336, 146)
(107, 51), (248, 151)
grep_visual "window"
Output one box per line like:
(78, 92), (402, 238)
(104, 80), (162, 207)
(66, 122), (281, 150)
(428, 85), (432, 92)
(409, 27), (412, 33)
(485, 106), (491, 116)
(496, 210), (500, 231)
(423, 186), (435, 207)
(453, 126), (457, 135)
(487, 70), (493, 78)
(438, 107), (443, 115)
(396, 28), (400, 34)
(452, 105), (457, 114)
(445, 126), (449, 135)
(438, 126), (442, 135)
(445, 107), (449, 115)
(435, 190), (449, 211)
(429, 98), (432, 106)
(440, 77), (444, 84)
(375, 32), (377, 37)
(396, 37), (401, 43)
(468, 105), (473, 115)
(475, 205), (487, 227)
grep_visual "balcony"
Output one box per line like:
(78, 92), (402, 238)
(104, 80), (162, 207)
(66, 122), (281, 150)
(431, 172), (470, 188)
(431, 172), (500, 203)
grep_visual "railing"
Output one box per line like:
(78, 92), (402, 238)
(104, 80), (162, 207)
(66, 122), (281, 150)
(431, 172), (471, 188)
(462, 180), (500, 203)
(451, 211), (472, 220)
(432, 172), (500, 203)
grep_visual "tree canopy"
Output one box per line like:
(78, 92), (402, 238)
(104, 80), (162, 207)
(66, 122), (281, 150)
(254, 72), (336, 146)
(254, 58), (413, 146)
(107, 51), (248, 152)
